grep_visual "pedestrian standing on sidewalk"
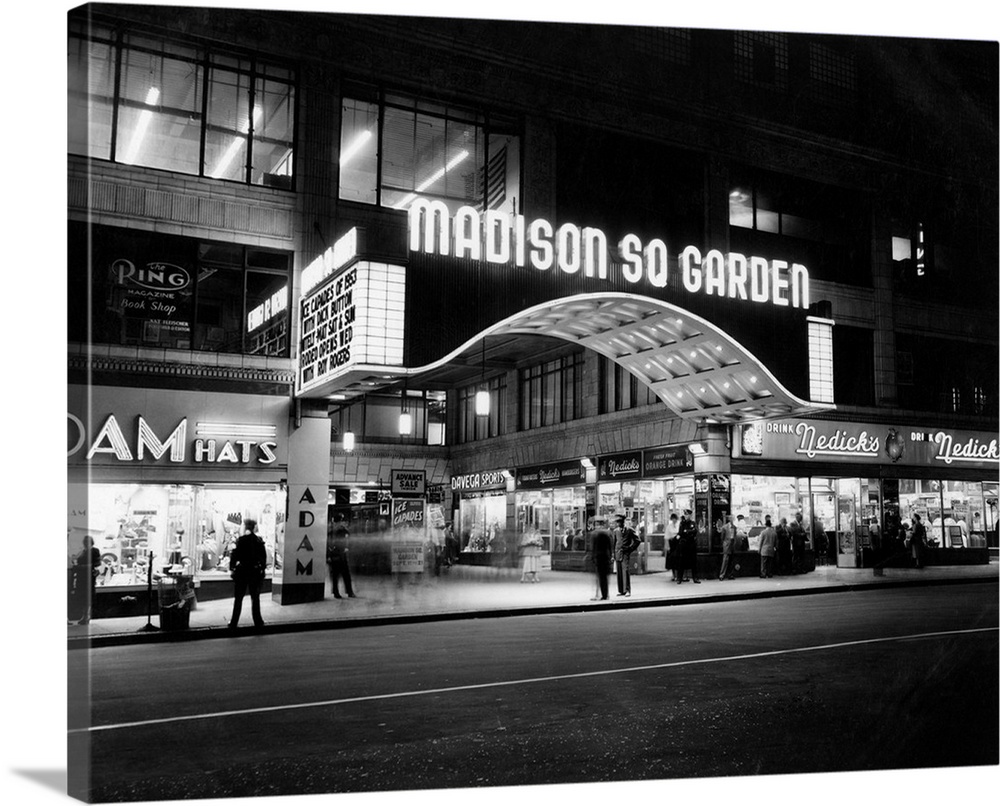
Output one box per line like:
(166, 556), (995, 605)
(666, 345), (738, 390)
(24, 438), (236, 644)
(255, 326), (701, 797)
(228, 518), (267, 630)
(591, 523), (613, 600)
(72, 536), (101, 625)
(327, 514), (356, 598)
(519, 525), (543, 583)
(909, 513), (928, 569)
(665, 513), (680, 581)
(758, 515), (777, 578)
(718, 515), (737, 580)
(775, 517), (791, 575)
(789, 512), (807, 573)
(614, 516), (638, 596)
(677, 509), (700, 583)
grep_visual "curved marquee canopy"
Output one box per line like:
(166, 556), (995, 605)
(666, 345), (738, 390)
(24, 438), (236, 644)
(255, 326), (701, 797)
(318, 293), (834, 424)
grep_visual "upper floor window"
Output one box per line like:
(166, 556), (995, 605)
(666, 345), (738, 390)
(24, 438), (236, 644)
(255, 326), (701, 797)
(331, 391), (446, 447)
(68, 18), (295, 187)
(339, 86), (521, 215)
(456, 376), (507, 443)
(729, 167), (869, 284)
(598, 357), (657, 414)
(734, 31), (789, 90)
(68, 222), (291, 357)
(519, 354), (583, 431)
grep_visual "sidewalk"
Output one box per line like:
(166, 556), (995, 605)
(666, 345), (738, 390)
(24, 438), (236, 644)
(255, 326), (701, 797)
(68, 561), (999, 648)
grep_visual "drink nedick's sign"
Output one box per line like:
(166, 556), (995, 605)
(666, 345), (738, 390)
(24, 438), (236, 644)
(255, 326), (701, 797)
(739, 419), (999, 470)
(409, 198), (810, 309)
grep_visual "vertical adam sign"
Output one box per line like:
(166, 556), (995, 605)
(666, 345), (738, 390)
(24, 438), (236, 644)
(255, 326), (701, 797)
(274, 404), (331, 604)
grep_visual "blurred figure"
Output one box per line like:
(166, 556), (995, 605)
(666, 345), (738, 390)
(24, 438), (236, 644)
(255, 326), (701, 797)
(909, 513), (928, 569)
(790, 513), (807, 573)
(519, 526), (543, 583)
(327, 514), (356, 598)
(775, 517), (791, 575)
(72, 536), (101, 625)
(718, 515), (737, 581)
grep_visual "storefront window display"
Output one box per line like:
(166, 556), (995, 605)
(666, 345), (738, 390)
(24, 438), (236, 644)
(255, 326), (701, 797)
(597, 477), (693, 551)
(515, 486), (587, 553)
(894, 479), (994, 548)
(68, 483), (282, 587)
(459, 492), (507, 553)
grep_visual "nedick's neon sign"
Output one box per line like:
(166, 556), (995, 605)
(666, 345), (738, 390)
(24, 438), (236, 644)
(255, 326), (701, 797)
(408, 198), (810, 309)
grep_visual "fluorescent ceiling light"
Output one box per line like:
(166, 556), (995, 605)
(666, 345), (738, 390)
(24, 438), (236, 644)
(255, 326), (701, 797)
(122, 86), (160, 164)
(394, 149), (470, 209)
(210, 106), (262, 178)
(340, 129), (372, 165)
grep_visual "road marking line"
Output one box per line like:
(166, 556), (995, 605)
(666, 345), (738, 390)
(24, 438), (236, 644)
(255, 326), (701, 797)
(71, 626), (997, 735)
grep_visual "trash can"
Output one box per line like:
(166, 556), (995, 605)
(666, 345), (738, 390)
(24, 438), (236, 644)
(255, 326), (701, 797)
(157, 575), (195, 631)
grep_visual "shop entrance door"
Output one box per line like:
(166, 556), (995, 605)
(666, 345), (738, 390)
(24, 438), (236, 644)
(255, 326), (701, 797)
(836, 495), (859, 567)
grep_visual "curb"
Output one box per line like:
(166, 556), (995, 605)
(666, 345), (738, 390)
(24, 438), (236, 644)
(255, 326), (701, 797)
(68, 574), (993, 651)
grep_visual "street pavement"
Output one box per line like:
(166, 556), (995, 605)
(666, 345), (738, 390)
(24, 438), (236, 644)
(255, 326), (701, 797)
(68, 557), (999, 648)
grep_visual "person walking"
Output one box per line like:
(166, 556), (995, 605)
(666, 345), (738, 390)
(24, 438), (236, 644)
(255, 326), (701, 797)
(677, 509), (700, 583)
(718, 515), (737, 580)
(326, 514), (356, 598)
(909, 513), (928, 569)
(758, 515), (777, 578)
(228, 518), (267, 630)
(591, 523), (613, 600)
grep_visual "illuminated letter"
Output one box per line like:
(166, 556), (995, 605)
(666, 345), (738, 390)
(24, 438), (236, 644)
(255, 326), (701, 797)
(136, 416), (187, 462)
(727, 253), (749, 300)
(704, 250), (726, 297)
(193, 439), (215, 462)
(556, 224), (581, 275)
(583, 227), (608, 279)
(514, 214), (527, 267)
(749, 256), (769, 303)
(86, 414), (133, 461)
(529, 219), (554, 270)
(485, 209), (511, 264)
(408, 198), (451, 256)
(771, 259), (790, 306)
(619, 234), (643, 284)
(454, 206), (481, 260)
(645, 239), (669, 288)
(681, 246), (703, 293)
(791, 263), (810, 309)
(257, 442), (277, 464)
(216, 441), (241, 463)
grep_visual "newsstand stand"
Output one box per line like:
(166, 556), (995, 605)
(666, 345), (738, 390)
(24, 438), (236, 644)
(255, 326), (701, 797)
(158, 571), (197, 631)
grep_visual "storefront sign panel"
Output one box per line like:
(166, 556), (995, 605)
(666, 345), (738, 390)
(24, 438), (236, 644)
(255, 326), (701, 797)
(516, 461), (586, 489)
(643, 445), (694, 476)
(451, 470), (508, 491)
(738, 418), (999, 471)
(597, 451), (643, 481)
(68, 387), (290, 470)
(283, 484), (327, 585)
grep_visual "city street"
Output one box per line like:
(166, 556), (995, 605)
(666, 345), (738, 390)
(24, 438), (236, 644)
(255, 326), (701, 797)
(71, 581), (998, 802)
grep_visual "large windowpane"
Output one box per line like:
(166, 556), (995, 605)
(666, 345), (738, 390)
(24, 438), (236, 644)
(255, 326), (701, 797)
(340, 99), (379, 203)
(205, 66), (251, 180)
(253, 76), (295, 187)
(68, 33), (114, 159)
(339, 92), (519, 214)
(117, 46), (202, 173)
(245, 271), (289, 356)
(193, 265), (244, 353)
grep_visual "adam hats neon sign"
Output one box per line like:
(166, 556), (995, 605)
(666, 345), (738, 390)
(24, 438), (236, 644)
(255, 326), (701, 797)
(408, 198), (810, 309)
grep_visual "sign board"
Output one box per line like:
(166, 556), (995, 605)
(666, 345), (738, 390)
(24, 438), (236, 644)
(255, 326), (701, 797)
(738, 418), (999, 472)
(391, 469), (426, 497)
(516, 460), (587, 489)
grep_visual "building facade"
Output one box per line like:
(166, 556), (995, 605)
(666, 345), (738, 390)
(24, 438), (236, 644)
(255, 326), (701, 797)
(68, 6), (998, 610)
